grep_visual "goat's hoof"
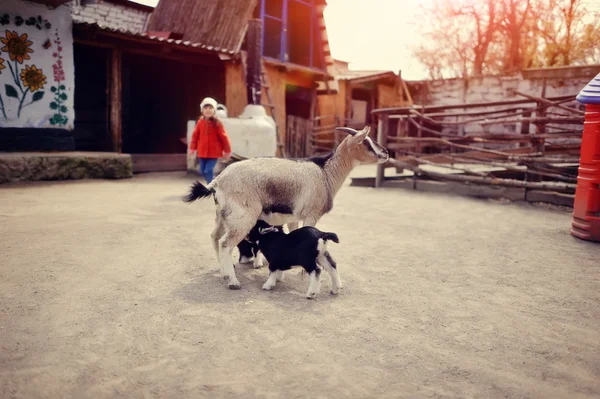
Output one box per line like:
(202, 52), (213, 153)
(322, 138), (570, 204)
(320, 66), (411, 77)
(330, 290), (339, 295)
(239, 256), (252, 264)
(254, 264), (263, 269)
(228, 281), (242, 290)
(306, 292), (317, 299)
(262, 283), (273, 291)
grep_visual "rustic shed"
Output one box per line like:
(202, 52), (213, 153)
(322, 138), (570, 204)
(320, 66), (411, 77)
(147, 0), (336, 158)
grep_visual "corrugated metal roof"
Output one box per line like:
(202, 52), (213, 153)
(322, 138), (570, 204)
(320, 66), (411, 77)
(146, 0), (258, 54)
(74, 21), (237, 54)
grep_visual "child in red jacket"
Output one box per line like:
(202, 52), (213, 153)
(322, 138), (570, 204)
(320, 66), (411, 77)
(188, 97), (232, 184)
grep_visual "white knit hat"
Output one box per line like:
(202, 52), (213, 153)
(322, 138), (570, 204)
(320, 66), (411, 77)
(200, 97), (218, 110)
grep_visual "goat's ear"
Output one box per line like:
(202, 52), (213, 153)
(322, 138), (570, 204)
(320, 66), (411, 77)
(351, 126), (370, 144)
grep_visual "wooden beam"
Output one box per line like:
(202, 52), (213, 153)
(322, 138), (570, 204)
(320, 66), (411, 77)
(110, 48), (122, 153)
(372, 95), (577, 116)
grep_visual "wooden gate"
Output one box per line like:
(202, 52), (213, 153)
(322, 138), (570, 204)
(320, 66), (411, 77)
(286, 115), (312, 158)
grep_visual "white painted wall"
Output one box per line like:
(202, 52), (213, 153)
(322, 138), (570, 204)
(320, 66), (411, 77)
(413, 67), (600, 107)
(0, 0), (75, 129)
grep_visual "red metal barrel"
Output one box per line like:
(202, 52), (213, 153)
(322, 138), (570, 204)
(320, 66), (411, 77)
(571, 73), (600, 242)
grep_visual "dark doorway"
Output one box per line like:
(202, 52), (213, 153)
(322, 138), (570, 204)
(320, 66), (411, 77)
(285, 84), (314, 157)
(121, 52), (225, 154)
(73, 43), (110, 151)
(285, 84), (313, 119)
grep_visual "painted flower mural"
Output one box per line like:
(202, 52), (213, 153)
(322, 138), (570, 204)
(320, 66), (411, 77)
(1, 30), (33, 63)
(49, 28), (68, 126)
(0, 58), (5, 118)
(0, 3), (73, 129)
(20, 64), (46, 92)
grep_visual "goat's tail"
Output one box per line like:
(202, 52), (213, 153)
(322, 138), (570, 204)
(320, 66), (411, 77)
(183, 180), (215, 203)
(322, 232), (339, 244)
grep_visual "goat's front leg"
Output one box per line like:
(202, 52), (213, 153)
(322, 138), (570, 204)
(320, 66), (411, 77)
(287, 222), (300, 232)
(262, 268), (279, 291)
(302, 215), (320, 227)
(218, 231), (248, 289)
(253, 250), (265, 269)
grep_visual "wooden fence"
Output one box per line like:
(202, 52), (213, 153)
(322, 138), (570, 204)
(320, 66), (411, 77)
(371, 91), (584, 194)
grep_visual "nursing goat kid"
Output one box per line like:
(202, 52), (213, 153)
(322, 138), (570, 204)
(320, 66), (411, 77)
(255, 221), (341, 299)
(237, 222), (283, 268)
(183, 126), (389, 289)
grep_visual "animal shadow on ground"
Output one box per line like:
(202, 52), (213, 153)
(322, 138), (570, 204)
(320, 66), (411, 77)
(173, 261), (342, 309)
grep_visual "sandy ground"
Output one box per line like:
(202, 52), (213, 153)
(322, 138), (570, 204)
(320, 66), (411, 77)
(1, 166), (599, 399)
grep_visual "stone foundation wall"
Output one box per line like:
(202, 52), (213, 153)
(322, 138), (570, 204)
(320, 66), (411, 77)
(0, 153), (133, 184)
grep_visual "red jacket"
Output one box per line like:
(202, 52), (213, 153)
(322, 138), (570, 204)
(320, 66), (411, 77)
(190, 118), (232, 159)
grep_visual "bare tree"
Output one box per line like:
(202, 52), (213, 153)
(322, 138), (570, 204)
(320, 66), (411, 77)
(450, 0), (498, 76)
(532, 0), (600, 66)
(498, 0), (532, 72)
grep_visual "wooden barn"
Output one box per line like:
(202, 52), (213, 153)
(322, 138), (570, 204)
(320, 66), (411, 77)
(147, 0), (337, 158)
(315, 59), (413, 153)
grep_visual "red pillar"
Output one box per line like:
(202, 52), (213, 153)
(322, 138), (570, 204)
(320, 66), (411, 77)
(571, 73), (600, 242)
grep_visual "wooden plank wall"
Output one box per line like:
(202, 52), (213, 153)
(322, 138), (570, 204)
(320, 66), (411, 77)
(261, 64), (288, 145)
(377, 81), (407, 108)
(260, 64), (315, 149)
(224, 61), (247, 118)
(317, 80), (347, 124)
(224, 60), (319, 152)
(286, 115), (312, 157)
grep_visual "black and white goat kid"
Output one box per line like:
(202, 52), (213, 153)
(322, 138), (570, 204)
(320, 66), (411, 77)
(255, 221), (342, 299)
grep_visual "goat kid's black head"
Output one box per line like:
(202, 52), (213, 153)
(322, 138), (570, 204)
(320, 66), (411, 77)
(250, 220), (283, 242)
(335, 126), (389, 164)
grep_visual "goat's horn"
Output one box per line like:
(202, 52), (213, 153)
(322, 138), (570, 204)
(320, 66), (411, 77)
(335, 127), (359, 136)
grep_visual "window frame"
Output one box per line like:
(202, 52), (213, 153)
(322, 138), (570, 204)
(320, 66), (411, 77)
(259, 0), (320, 69)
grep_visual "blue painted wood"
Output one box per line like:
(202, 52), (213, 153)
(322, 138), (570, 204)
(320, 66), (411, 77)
(260, 0), (321, 66)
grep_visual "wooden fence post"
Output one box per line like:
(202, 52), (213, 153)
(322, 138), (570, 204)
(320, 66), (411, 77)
(376, 113), (388, 188)
(110, 47), (122, 153)
(246, 19), (262, 105)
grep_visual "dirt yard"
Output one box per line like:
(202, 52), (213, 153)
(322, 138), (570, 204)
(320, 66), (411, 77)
(1, 167), (599, 399)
